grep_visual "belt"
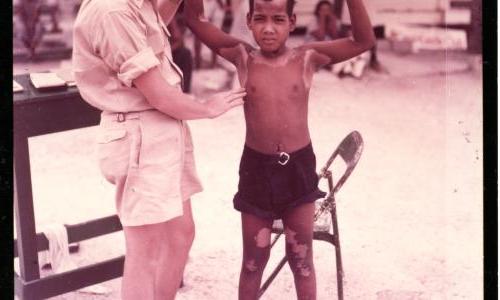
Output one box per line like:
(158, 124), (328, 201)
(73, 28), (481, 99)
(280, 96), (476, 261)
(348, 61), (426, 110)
(102, 110), (154, 122)
(115, 112), (140, 122)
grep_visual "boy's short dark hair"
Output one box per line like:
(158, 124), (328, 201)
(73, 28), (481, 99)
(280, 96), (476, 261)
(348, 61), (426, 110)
(248, 0), (297, 17)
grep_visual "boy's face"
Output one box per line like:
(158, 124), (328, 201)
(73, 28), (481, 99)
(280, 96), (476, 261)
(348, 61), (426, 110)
(247, 0), (296, 53)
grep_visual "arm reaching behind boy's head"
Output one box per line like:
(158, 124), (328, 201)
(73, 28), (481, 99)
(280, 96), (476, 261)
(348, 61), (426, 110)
(184, 0), (253, 65)
(158, 0), (184, 25)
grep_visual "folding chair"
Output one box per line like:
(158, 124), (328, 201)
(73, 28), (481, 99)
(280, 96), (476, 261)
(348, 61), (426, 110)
(258, 131), (364, 300)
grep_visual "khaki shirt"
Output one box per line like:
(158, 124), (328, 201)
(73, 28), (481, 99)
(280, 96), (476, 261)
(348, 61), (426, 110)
(72, 0), (183, 113)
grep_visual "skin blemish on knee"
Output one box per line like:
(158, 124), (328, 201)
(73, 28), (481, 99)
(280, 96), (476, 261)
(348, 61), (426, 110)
(284, 228), (308, 258)
(245, 259), (258, 272)
(296, 261), (311, 277)
(254, 228), (271, 248)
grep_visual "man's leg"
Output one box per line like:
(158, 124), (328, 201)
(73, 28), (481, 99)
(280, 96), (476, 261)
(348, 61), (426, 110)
(155, 199), (196, 299)
(122, 222), (164, 300)
(282, 203), (316, 300)
(239, 212), (273, 300)
(121, 200), (195, 300)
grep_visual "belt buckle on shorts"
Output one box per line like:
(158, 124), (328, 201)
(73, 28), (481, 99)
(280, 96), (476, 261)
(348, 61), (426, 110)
(278, 151), (290, 165)
(116, 113), (126, 122)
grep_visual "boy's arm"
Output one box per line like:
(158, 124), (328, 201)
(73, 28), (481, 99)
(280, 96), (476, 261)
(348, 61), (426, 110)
(184, 0), (252, 65)
(300, 0), (375, 68)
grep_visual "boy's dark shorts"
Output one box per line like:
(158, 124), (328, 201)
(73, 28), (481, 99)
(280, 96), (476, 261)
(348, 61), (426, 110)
(233, 143), (327, 220)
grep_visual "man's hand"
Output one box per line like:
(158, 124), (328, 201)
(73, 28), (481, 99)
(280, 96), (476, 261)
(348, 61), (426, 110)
(204, 88), (246, 118)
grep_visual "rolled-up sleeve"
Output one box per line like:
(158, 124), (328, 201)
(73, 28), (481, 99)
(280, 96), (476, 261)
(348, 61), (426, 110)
(95, 10), (161, 87)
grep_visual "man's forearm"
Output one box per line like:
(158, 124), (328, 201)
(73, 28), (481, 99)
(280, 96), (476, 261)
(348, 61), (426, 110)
(345, 0), (375, 47)
(133, 67), (215, 120)
(148, 87), (216, 120)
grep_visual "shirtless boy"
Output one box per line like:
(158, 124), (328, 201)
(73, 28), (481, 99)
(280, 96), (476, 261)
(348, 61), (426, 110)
(185, 0), (375, 298)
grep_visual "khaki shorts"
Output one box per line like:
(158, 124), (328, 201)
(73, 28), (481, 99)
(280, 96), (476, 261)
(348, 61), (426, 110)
(97, 110), (203, 226)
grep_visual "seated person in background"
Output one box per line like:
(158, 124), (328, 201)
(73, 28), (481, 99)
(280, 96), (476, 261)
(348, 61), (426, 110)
(169, 7), (194, 93)
(193, 0), (228, 68)
(338, 0), (387, 72)
(305, 0), (340, 42)
(307, 0), (369, 78)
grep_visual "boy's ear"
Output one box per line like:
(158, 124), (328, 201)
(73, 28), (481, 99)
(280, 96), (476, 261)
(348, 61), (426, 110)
(288, 13), (296, 32)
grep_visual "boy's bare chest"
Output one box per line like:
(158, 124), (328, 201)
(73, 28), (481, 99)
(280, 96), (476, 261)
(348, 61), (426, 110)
(242, 56), (311, 99)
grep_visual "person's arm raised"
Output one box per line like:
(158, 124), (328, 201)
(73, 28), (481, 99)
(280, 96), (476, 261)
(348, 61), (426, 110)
(300, 0), (375, 68)
(133, 67), (246, 120)
(183, 0), (252, 65)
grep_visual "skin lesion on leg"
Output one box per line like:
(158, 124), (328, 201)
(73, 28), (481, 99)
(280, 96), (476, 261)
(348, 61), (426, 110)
(285, 227), (312, 277)
(254, 227), (271, 248)
(245, 259), (258, 272)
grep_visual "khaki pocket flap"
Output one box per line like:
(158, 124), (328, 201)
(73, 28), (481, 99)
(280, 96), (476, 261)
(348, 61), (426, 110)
(98, 129), (127, 144)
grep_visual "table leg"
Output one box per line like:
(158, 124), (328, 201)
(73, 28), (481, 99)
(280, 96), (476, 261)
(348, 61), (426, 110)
(14, 134), (40, 282)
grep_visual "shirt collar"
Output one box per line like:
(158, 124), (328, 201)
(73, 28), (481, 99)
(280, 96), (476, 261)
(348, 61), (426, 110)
(130, 0), (157, 9)
(130, 0), (144, 7)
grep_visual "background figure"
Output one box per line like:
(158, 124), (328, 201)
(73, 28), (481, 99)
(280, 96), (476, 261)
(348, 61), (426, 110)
(193, 0), (227, 68)
(16, 0), (45, 58)
(305, 0), (340, 42)
(170, 8), (193, 93)
(307, 0), (369, 79)
(228, 0), (256, 46)
(338, 0), (387, 72)
(42, 0), (62, 33)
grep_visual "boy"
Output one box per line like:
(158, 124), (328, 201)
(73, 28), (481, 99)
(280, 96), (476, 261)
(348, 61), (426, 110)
(185, 0), (374, 298)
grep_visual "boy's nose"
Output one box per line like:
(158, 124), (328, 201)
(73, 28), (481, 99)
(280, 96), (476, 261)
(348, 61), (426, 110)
(263, 22), (275, 33)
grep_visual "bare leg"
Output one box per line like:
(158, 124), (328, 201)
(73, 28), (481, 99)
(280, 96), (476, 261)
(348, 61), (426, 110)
(155, 200), (195, 299)
(194, 38), (201, 69)
(121, 200), (195, 300)
(239, 212), (273, 300)
(282, 203), (316, 300)
(122, 223), (162, 299)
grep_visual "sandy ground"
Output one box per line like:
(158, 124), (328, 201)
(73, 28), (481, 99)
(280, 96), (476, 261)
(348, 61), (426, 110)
(14, 38), (483, 299)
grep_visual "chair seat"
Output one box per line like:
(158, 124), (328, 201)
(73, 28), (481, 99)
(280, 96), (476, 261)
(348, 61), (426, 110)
(271, 200), (332, 233)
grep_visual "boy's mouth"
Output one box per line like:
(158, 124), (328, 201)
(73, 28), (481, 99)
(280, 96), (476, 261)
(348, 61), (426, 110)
(262, 38), (277, 44)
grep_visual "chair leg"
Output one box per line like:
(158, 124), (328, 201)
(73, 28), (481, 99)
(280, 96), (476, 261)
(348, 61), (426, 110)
(332, 209), (344, 300)
(257, 256), (288, 299)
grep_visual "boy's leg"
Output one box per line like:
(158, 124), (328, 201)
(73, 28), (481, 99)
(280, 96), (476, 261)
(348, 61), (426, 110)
(155, 199), (196, 299)
(121, 200), (195, 300)
(282, 202), (316, 300)
(239, 212), (273, 300)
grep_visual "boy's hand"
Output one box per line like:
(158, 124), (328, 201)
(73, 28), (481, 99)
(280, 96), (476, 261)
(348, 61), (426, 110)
(205, 88), (246, 118)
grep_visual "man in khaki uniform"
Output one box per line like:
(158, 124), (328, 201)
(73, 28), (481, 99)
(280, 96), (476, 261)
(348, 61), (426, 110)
(72, 0), (246, 298)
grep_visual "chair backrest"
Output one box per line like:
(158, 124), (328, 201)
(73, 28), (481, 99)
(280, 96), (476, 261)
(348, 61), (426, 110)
(320, 131), (364, 195)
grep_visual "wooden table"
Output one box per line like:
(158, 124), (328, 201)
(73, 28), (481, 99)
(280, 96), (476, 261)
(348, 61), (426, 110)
(13, 74), (124, 299)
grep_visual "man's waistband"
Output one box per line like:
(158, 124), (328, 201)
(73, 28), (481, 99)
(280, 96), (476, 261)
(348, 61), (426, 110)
(101, 109), (157, 123)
